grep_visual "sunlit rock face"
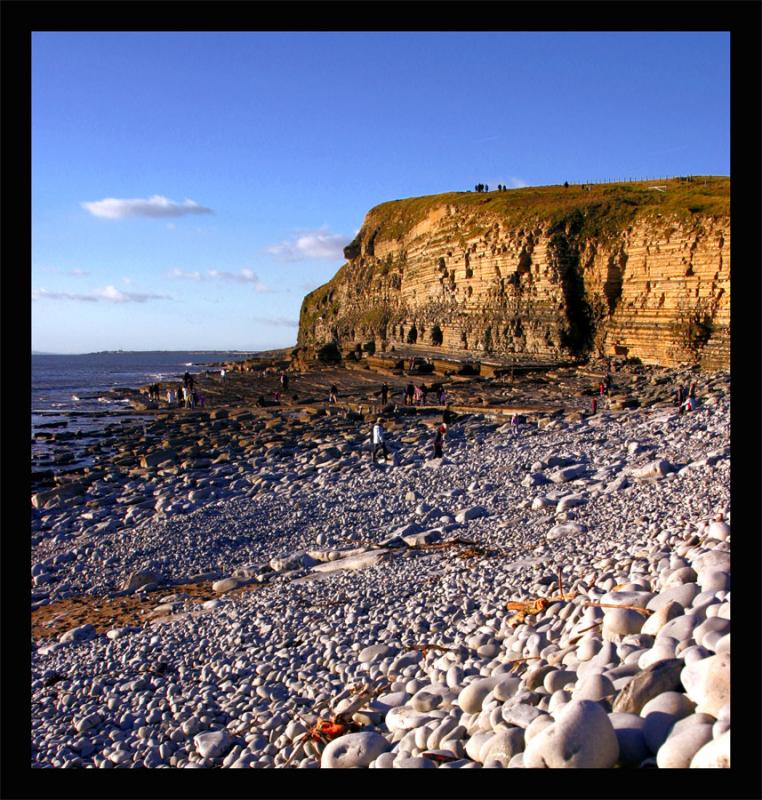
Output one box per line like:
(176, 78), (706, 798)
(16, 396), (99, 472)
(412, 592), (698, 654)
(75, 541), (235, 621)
(297, 182), (729, 369)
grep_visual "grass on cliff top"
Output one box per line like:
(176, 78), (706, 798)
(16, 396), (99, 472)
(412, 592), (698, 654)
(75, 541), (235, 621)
(366, 176), (730, 241)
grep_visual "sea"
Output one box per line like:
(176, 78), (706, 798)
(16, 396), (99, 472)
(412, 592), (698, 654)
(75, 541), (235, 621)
(31, 351), (254, 473)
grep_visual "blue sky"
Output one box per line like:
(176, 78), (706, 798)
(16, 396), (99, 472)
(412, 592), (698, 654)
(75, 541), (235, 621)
(32, 31), (729, 353)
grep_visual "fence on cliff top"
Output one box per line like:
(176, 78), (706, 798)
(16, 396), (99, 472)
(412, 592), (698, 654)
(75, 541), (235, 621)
(470, 176), (711, 192)
(573, 175), (706, 186)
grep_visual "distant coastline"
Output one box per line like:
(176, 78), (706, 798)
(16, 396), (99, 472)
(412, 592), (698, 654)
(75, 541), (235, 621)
(32, 349), (285, 357)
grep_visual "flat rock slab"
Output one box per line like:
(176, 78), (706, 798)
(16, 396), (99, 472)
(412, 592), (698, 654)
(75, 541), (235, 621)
(212, 577), (244, 594)
(402, 529), (442, 547)
(311, 549), (390, 573)
(549, 464), (589, 482)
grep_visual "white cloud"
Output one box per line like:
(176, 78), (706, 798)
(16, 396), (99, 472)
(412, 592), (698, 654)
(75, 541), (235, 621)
(39, 267), (90, 277)
(32, 286), (171, 303)
(32, 288), (98, 303)
(207, 268), (269, 291)
(169, 267), (269, 291)
(507, 177), (529, 188)
(267, 227), (347, 262)
(250, 316), (298, 328)
(81, 195), (213, 220)
(169, 268), (203, 281)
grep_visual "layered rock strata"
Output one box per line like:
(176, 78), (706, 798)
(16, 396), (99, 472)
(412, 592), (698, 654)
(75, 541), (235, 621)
(298, 181), (729, 368)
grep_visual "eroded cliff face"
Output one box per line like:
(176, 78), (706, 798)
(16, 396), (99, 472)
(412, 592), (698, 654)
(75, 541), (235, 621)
(298, 183), (729, 369)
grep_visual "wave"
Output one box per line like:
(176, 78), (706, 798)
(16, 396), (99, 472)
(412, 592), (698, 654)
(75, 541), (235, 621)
(71, 395), (80, 401)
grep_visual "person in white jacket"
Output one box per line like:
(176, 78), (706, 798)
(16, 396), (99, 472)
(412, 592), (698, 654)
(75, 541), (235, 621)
(372, 418), (389, 463)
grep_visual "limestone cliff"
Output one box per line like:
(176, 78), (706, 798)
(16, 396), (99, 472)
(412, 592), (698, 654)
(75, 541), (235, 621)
(297, 178), (729, 369)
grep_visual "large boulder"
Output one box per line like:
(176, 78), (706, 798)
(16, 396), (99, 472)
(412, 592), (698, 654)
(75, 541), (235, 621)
(523, 700), (619, 768)
(321, 732), (390, 768)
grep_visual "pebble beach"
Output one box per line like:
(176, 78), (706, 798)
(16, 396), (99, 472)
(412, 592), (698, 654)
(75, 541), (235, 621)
(30, 362), (731, 770)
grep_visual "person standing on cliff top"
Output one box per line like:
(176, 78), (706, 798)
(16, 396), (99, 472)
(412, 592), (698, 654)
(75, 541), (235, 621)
(372, 417), (389, 463)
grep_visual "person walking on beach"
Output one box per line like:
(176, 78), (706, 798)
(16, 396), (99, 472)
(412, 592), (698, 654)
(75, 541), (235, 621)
(372, 417), (389, 463)
(689, 381), (697, 399)
(381, 382), (389, 406)
(329, 384), (338, 404)
(438, 387), (447, 405)
(167, 387), (176, 406)
(433, 423), (446, 459)
(421, 383), (429, 405)
(679, 394), (696, 415)
(220, 368), (226, 382)
(511, 412), (520, 434)
(281, 372), (289, 391)
(591, 396), (597, 414)
(405, 383), (415, 406)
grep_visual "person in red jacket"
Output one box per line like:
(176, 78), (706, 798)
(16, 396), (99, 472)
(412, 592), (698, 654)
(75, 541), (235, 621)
(433, 423), (446, 458)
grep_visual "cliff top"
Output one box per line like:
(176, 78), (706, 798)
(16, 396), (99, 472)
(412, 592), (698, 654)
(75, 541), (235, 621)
(354, 176), (729, 245)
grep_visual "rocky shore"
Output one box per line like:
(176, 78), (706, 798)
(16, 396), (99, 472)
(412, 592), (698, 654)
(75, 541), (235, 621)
(31, 361), (730, 769)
